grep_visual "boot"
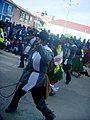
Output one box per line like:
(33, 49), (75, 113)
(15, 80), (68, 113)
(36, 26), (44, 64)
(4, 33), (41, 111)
(45, 108), (56, 120)
(5, 84), (26, 113)
(36, 99), (56, 120)
(18, 62), (24, 68)
(0, 114), (4, 120)
(66, 73), (71, 85)
(49, 88), (56, 96)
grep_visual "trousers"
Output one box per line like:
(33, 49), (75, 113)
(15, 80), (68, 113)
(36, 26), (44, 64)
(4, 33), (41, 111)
(7, 83), (54, 118)
(63, 64), (71, 84)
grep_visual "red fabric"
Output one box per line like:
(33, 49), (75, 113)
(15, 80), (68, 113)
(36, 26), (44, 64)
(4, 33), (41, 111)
(86, 50), (90, 61)
(86, 50), (90, 58)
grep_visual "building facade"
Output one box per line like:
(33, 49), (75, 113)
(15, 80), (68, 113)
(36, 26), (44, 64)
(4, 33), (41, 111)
(12, 4), (35, 27)
(0, 0), (44, 28)
(0, 0), (14, 21)
(33, 11), (55, 23)
(33, 11), (54, 31)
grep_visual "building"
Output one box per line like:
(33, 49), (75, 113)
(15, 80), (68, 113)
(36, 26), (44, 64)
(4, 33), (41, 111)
(0, 0), (44, 28)
(33, 11), (55, 23)
(46, 19), (90, 40)
(0, 0), (14, 21)
(33, 11), (55, 31)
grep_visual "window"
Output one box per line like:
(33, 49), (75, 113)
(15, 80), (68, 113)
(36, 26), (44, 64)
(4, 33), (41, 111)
(2, 15), (11, 21)
(0, 14), (1, 20)
(34, 20), (41, 29)
(8, 5), (13, 15)
(29, 16), (32, 23)
(3, 3), (8, 14)
(19, 11), (25, 21)
(24, 14), (29, 22)
(0, 1), (4, 13)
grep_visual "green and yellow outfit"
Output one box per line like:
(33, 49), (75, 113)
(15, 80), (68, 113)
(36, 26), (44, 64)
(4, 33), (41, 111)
(48, 45), (63, 84)
(0, 28), (4, 49)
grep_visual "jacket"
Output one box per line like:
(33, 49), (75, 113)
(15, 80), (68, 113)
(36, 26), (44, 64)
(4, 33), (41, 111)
(20, 44), (54, 92)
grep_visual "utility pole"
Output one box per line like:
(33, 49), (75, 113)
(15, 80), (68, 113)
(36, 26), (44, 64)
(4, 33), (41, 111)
(62, 0), (79, 34)
(62, 0), (72, 34)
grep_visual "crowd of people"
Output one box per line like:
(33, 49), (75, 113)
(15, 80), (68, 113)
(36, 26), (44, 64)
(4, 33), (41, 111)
(0, 20), (90, 120)
(0, 20), (38, 54)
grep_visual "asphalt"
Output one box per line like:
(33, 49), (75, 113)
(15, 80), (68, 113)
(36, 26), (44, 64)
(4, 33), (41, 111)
(0, 50), (90, 120)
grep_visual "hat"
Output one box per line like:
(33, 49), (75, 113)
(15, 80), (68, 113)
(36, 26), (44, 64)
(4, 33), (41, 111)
(38, 30), (49, 42)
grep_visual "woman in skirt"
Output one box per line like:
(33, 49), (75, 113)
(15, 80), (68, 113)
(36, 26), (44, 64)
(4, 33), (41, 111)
(72, 49), (83, 77)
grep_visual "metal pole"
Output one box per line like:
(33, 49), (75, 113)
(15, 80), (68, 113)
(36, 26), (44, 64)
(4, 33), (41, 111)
(62, 6), (70, 34)
(62, 0), (72, 34)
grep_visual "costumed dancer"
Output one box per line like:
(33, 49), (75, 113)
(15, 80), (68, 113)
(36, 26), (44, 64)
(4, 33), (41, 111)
(62, 43), (73, 85)
(72, 48), (83, 77)
(18, 33), (36, 68)
(48, 43), (63, 95)
(83, 47), (90, 76)
(5, 30), (55, 120)
(0, 21), (4, 50)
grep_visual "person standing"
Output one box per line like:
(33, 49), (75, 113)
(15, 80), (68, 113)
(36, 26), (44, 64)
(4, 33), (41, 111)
(72, 49), (83, 77)
(0, 21), (4, 49)
(5, 31), (55, 120)
(62, 43), (73, 85)
(48, 42), (63, 95)
(18, 33), (36, 68)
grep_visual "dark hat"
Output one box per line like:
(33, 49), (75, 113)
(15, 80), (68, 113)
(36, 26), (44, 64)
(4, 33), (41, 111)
(29, 30), (34, 36)
(38, 30), (49, 42)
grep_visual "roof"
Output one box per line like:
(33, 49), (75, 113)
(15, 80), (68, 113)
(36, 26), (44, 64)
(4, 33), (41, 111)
(6, 0), (14, 4)
(16, 5), (34, 17)
(51, 19), (90, 34)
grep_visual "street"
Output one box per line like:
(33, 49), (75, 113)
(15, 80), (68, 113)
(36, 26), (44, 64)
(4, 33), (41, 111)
(0, 50), (90, 120)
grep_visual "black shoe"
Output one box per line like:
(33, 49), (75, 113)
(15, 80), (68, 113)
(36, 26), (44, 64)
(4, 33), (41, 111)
(85, 71), (90, 77)
(45, 112), (56, 120)
(18, 66), (24, 68)
(45, 109), (56, 120)
(49, 91), (56, 96)
(76, 74), (81, 77)
(0, 114), (4, 120)
(66, 81), (70, 85)
(5, 106), (17, 113)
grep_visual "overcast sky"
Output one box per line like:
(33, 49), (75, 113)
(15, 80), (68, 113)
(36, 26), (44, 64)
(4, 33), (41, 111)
(13, 0), (90, 26)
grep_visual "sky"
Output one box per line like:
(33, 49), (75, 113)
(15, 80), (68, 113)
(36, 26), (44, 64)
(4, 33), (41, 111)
(13, 0), (90, 26)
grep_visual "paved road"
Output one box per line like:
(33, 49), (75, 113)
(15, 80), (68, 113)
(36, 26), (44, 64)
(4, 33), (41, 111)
(0, 50), (90, 120)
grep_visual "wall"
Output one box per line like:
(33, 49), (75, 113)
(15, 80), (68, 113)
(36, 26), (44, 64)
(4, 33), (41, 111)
(46, 23), (90, 41)
(0, 0), (44, 28)
(12, 7), (34, 27)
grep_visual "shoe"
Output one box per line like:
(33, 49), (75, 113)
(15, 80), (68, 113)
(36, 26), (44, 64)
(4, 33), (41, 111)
(45, 112), (56, 120)
(85, 72), (90, 77)
(49, 91), (56, 96)
(76, 74), (81, 77)
(0, 114), (4, 120)
(65, 81), (70, 85)
(5, 106), (17, 113)
(18, 66), (24, 68)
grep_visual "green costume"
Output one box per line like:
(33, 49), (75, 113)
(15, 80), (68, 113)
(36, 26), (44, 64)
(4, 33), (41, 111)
(48, 44), (63, 84)
(72, 57), (83, 73)
(0, 28), (4, 49)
